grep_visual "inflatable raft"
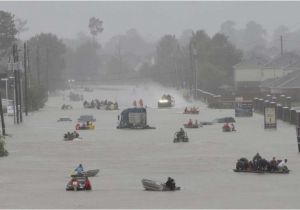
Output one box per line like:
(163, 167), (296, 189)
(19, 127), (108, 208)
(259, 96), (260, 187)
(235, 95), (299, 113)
(141, 179), (180, 191)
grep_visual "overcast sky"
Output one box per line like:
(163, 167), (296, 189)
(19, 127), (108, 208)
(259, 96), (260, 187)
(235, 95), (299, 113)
(2, 1), (300, 44)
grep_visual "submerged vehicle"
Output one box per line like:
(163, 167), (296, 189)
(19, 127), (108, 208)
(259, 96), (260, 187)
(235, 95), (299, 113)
(142, 179), (181, 191)
(213, 117), (235, 123)
(173, 131), (189, 143)
(70, 169), (100, 177)
(157, 94), (175, 108)
(66, 176), (92, 191)
(117, 107), (155, 129)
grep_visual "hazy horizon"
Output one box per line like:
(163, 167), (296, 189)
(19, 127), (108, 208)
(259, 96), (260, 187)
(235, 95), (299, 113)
(2, 1), (300, 44)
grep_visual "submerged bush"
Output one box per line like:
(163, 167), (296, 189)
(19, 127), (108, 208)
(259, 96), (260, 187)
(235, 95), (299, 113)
(0, 138), (8, 157)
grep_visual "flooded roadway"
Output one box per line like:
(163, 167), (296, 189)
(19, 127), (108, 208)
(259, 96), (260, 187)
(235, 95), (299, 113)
(0, 84), (299, 208)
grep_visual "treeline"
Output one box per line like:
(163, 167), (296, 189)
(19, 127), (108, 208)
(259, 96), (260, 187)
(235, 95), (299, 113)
(0, 11), (67, 111)
(139, 31), (242, 93)
(2, 9), (295, 106)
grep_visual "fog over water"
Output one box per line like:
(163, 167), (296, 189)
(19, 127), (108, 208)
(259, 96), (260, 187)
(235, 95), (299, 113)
(0, 84), (299, 208)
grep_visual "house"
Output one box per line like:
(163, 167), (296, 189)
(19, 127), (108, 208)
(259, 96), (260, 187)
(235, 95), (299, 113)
(234, 52), (300, 98)
(260, 70), (300, 100)
(234, 54), (269, 98)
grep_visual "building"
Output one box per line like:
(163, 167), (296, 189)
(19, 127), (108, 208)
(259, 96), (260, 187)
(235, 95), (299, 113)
(234, 52), (300, 98)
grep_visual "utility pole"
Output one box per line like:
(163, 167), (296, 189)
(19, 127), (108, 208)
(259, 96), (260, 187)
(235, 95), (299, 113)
(0, 92), (6, 136)
(24, 42), (28, 116)
(280, 35), (283, 56)
(36, 45), (40, 85)
(46, 48), (49, 97)
(27, 46), (32, 112)
(18, 68), (22, 123)
(13, 44), (20, 124)
(189, 41), (194, 97)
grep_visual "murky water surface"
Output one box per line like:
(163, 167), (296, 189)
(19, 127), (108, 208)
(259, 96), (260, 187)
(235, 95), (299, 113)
(0, 85), (299, 208)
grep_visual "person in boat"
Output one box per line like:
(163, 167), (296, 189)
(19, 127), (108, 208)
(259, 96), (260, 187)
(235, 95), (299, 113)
(67, 132), (73, 139)
(252, 153), (262, 170)
(75, 164), (84, 176)
(84, 176), (92, 190)
(269, 157), (278, 171)
(278, 159), (288, 172)
(73, 131), (79, 138)
(177, 128), (185, 139)
(184, 107), (188, 113)
(187, 119), (193, 126)
(223, 122), (230, 130)
(165, 177), (176, 190)
(231, 123), (236, 131)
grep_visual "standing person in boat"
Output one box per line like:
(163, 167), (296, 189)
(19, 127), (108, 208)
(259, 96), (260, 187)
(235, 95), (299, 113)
(188, 119), (193, 126)
(184, 107), (188, 113)
(269, 157), (278, 171)
(75, 164), (85, 176)
(252, 153), (262, 170)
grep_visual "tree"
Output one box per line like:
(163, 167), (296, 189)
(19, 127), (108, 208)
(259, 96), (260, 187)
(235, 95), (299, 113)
(189, 31), (242, 92)
(14, 18), (28, 39)
(73, 39), (101, 80)
(220, 20), (239, 46)
(28, 33), (66, 91)
(179, 29), (194, 47)
(155, 34), (181, 87)
(88, 17), (104, 40)
(241, 21), (267, 52)
(0, 11), (18, 58)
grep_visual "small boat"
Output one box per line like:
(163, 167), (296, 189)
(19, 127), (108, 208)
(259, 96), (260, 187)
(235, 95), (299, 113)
(57, 117), (72, 122)
(66, 176), (91, 191)
(184, 124), (200, 128)
(233, 169), (290, 174)
(75, 123), (95, 130)
(70, 169), (100, 177)
(141, 179), (181, 191)
(173, 132), (189, 143)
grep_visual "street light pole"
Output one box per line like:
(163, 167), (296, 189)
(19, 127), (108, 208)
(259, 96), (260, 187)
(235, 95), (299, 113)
(1, 78), (8, 116)
(9, 76), (15, 124)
